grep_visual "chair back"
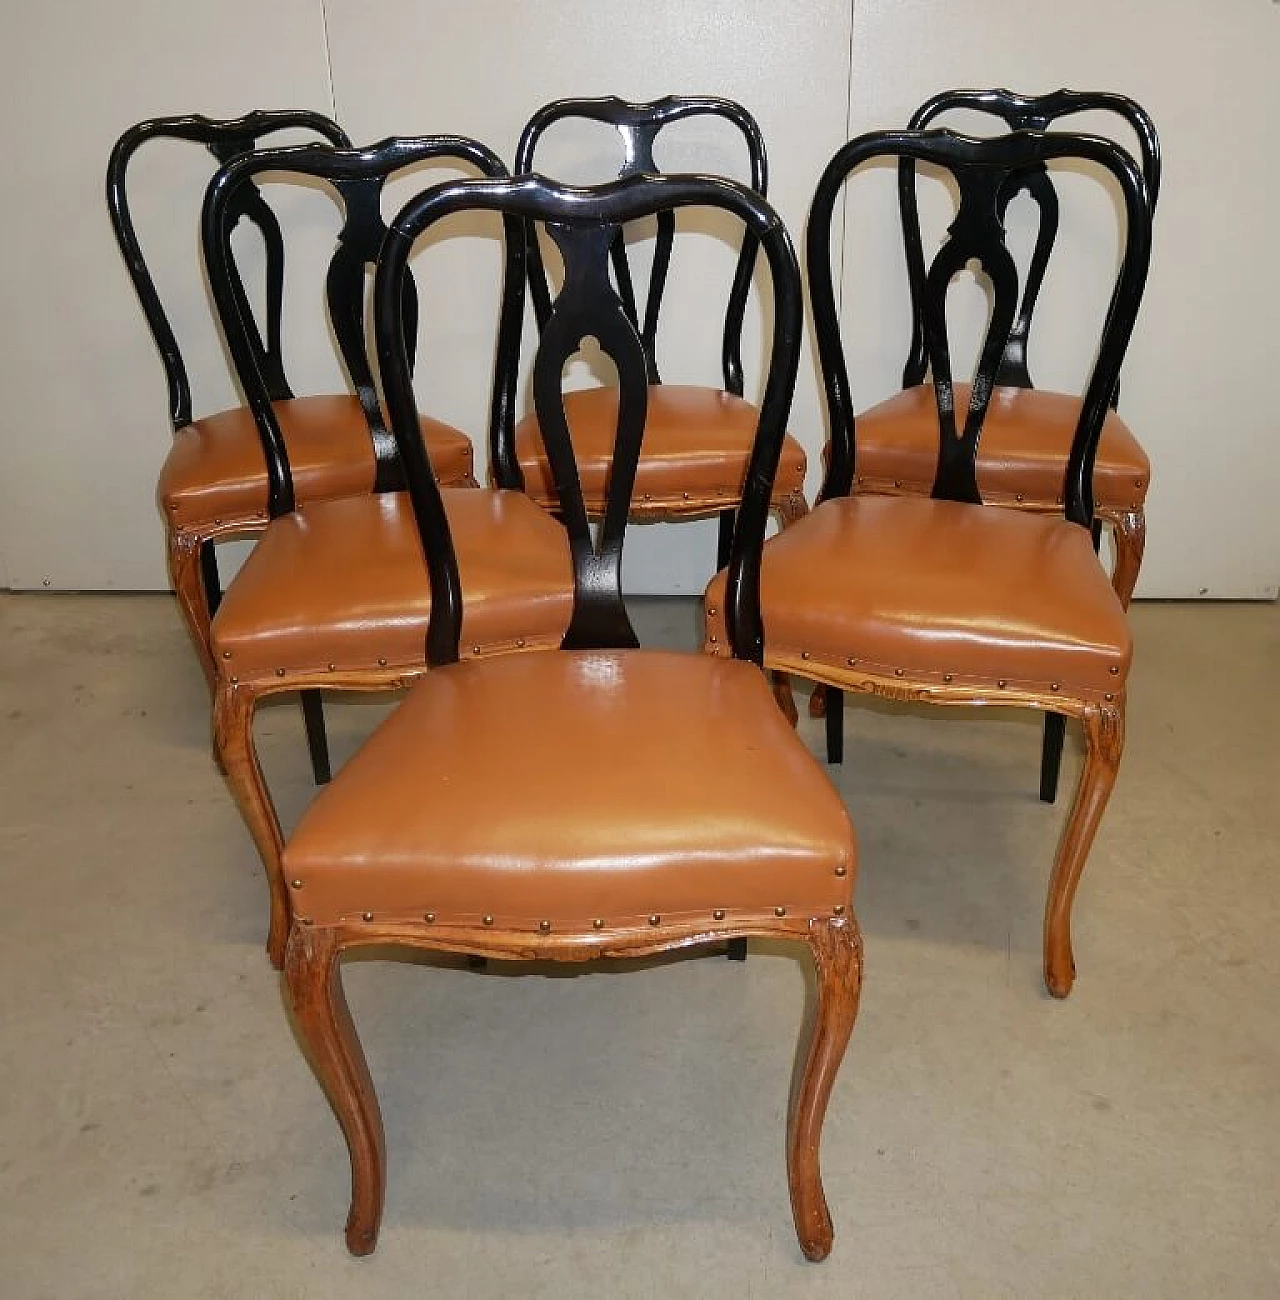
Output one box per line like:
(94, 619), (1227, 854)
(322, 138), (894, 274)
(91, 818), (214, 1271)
(515, 96), (767, 399)
(375, 172), (801, 664)
(899, 89), (1160, 392)
(106, 110), (351, 433)
(200, 136), (509, 516)
(810, 128), (1151, 526)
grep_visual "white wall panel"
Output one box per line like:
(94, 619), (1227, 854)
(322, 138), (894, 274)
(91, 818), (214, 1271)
(322, 0), (853, 592)
(843, 0), (1280, 599)
(0, 0), (334, 589)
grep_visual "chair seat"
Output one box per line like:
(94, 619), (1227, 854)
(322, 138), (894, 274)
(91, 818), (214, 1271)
(852, 384), (1149, 514)
(211, 489), (573, 679)
(705, 496), (1131, 701)
(283, 650), (856, 929)
(159, 394), (476, 531)
(514, 384), (807, 513)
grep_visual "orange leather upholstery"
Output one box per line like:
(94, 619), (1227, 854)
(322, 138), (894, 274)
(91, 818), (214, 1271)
(211, 489), (574, 679)
(705, 496), (1131, 701)
(852, 384), (1148, 513)
(159, 394), (476, 530)
(283, 650), (857, 928)
(514, 384), (807, 512)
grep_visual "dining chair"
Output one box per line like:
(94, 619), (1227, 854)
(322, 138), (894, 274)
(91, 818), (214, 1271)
(706, 127), (1151, 997)
(203, 135), (575, 969)
(811, 89), (1161, 805)
(278, 168), (861, 1259)
(512, 97), (809, 722)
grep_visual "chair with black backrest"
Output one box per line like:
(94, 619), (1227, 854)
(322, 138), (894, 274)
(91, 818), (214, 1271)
(107, 112), (478, 784)
(706, 127), (1151, 997)
(277, 169), (861, 1258)
(202, 136), (577, 969)
(811, 89), (1160, 805)
(511, 97), (809, 706)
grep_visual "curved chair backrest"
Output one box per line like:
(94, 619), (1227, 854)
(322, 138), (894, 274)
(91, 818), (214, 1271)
(201, 135), (510, 518)
(375, 172), (802, 666)
(899, 88), (1160, 392)
(106, 110), (352, 433)
(515, 96), (768, 396)
(810, 128), (1151, 527)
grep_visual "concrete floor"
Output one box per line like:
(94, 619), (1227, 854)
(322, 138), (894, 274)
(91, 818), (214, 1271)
(0, 592), (1276, 1298)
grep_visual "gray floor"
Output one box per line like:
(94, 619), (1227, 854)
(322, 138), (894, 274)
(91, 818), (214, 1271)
(1, 593), (1276, 1298)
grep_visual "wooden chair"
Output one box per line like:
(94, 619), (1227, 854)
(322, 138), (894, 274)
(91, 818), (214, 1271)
(811, 89), (1161, 805)
(511, 97), (810, 598)
(202, 136), (575, 969)
(106, 112), (477, 782)
(278, 169), (862, 1258)
(707, 127), (1152, 997)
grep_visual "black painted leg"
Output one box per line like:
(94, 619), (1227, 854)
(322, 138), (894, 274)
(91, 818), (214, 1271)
(825, 688), (844, 765)
(1040, 712), (1066, 804)
(300, 690), (332, 786)
(716, 509), (736, 571)
(200, 540), (223, 616)
(726, 938), (747, 962)
(466, 955), (488, 971)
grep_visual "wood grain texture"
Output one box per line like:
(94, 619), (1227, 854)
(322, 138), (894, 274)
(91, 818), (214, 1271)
(1111, 508), (1146, 609)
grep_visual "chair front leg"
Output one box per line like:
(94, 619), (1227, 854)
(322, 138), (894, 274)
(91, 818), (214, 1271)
(213, 679), (289, 967)
(285, 925), (386, 1255)
(167, 526), (215, 688)
(1044, 699), (1125, 998)
(787, 915), (863, 1261)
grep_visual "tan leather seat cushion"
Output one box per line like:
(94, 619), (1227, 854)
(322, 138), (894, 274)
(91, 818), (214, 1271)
(514, 384), (807, 511)
(211, 489), (573, 679)
(159, 394), (475, 531)
(705, 496), (1131, 701)
(283, 650), (856, 929)
(852, 384), (1149, 513)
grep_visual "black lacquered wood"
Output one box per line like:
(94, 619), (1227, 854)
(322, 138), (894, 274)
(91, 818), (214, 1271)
(899, 90), (1160, 393)
(375, 172), (801, 668)
(106, 111), (351, 433)
(514, 97), (768, 408)
(201, 135), (510, 518)
(810, 129), (1151, 527)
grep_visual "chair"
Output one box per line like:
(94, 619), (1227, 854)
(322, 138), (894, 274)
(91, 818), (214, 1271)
(107, 111), (478, 784)
(278, 169), (861, 1258)
(511, 97), (810, 614)
(813, 89), (1161, 804)
(202, 135), (576, 968)
(706, 127), (1152, 997)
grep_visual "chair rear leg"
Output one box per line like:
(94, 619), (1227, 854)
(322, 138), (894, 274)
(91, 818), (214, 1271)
(726, 938), (748, 961)
(1040, 712), (1067, 803)
(300, 691), (332, 785)
(285, 926), (386, 1255)
(716, 508), (736, 570)
(788, 916), (863, 1261)
(1044, 701), (1125, 998)
(825, 689), (844, 765)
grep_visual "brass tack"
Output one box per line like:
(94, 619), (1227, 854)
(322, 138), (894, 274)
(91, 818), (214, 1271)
(856, 476), (864, 485)
(539, 920), (551, 933)
(834, 865), (847, 877)
(1050, 682), (1060, 691)
(483, 914), (494, 926)
(425, 912), (436, 923)
(1134, 478), (1143, 487)
(299, 916), (313, 925)
(643, 493), (652, 501)
(1105, 693), (1115, 702)
(377, 657), (388, 667)
(943, 673), (954, 683)
(847, 657), (858, 667)
(275, 667), (286, 677)
(774, 906), (787, 918)
(708, 607), (717, 617)
(214, 518), (222, 525)
(1015, 493), (1024, 503)
(290, 879), (303, 890)
(682, 492), (690, 500)
(712, 909), (726, 921)
(1109, 666), (1120, 675)
(362, 912), (374, 922)
(230, 676), (238, 684)
(833, 904), (845, 916)
(801, 650), (811, 660)
(592, 918), (604, 929)
(648, 914), (661, 926)
(894, 667), (905, 677)
(221, 650), (232, 660)
(328, 663), (336, 672)
(517, 639), (526, 648)
(997, 680), (1008, 689)
(893, 480), (902, 488)
(472, 645), (481, 655)
(709, 635), (718, 644)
